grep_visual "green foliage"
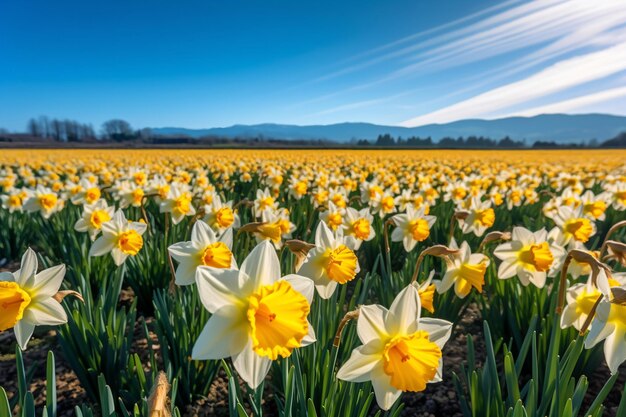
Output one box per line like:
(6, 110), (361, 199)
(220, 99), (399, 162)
(454, 320), (621, 417)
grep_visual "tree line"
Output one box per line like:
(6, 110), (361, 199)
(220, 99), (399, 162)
(25, 117), (152, 142)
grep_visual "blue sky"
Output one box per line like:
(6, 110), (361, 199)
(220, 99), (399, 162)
(1, 0), (626, 131)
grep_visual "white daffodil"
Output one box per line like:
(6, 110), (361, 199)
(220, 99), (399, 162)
(435, 240), (489, 299)
(23, 185), (63, 219)
(192, 240), (316, 388)
(390, 206), (436, 252)
(458, 197), (495, 237)
(74, 199), (115, 241)
(159, 184), (196, 225)
(253, 187), (278, 218)
(553, 206), (596, 245)
(561, 272), (626, 331)
(89, 209), (147, 266)
(336, 284), (452, 410)
(298, 221), (360, 299)
(493, 227), (565, 288)
(342, 207), (375, 250)
(203, 195), (240, 234)
(373, 190), (397, 218)
(319, 201), (345, 232)
(113, 180), (145, 209)
(0, 248), (67, 350)
(168, 220), (236, 286)
(580, 190), (610, 221)
(584, 282), (626, 374)
(70, 178), (101, 206)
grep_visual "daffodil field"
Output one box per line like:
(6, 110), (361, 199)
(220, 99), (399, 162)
(1, 149), (626, 417)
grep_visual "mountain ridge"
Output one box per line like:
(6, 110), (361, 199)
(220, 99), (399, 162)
(151, 114), (626, 144)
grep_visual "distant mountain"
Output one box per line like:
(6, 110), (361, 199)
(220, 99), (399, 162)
(152, 114), (626, 144)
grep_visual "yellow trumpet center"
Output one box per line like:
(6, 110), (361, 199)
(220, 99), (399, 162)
(132, 188), (144, 205)
(258, 196), (274, 211)
(215, 207), (235, 228)
(457, 261), (487, 296)
(247, 280), (310, 360)
(90, 209), (111, 229)
(8, 195), (22, 208)
(475, 208), (495, 228)
(383, 331), (442, 392)
(565, 218), (593, 242)
(351, 218), (371, 241)
(381, 196), (395, 212)
(575, 288), (601, 318)
(583, 201), (606, 219)
(0, 281), (31, 331)
(294, 181), (307, 196)
(201, 242), (232, 268)
(323, 244), (358, 284)
(258, 222), (283, 243)
(518, 242), (554, 272)
(173, 194), (193, 215)
(326, 212), (343, 230)
(408, 218), (430, 242)
(418, 284), (436, 314)
(85, 187), (101, 204)
(117, 230), (143, 255)
(39, 193), (57, 210)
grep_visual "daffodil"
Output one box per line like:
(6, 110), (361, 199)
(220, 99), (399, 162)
(160, 184), (196, 224)
(584, 280), (626, 374)
(336, 284), (452, 410)
(458, 197), (495, 237)
(435, 240), (489, 298)
(23, 185), (63, 219)
(0, 248), (67, 350)
(493, 226), (565, 288)
(342, 207), (375, 250)
(390, 206), (436, 252)
(320, 202), (345, 231)
(192, 240), (315, 388)
(561, 272), (625, 331)
(168, 220), (236, 286)
(553, 206), (596, 244)
(298, 221), (360, 299)
(89, 209), (147, 266)
(74, 199), (115, 241)
(254, 187), (278, 218)
(203, 195), (240, 234)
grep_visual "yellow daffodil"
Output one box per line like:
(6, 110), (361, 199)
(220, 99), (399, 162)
(192, 240), (315, 388)
(337, 284), (452, 410)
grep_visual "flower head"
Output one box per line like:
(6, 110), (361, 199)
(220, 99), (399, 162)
(192, 241), (315, 388)
(0, 248), (67, 349)
(337, 284), (452, 410)
(89, 209), (147, 265)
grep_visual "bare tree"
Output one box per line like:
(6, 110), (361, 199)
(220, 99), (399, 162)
(27, 118), (41, 137)
(102, 119), (134, 141)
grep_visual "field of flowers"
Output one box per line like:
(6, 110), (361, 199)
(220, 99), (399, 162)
(1, 149), (626, 417)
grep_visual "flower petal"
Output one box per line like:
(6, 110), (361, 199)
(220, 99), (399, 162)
(16, 248), (38, 288)
(232, 339), (272, 389)
(283, 274), (315, 304)
(31, 264), (66, 300)
(336, 340), (384, 383)
(370, 364), (402, 411)
(14, 320), (35, 350)
(419, 318), (453, 349)
(240, 240), (280, 290)
(196, 266), (245, 313)
(192, 304), (248, 360)
(387, 284), (421, 334)
(24, 298), (67, 326)
(358, 304), (388, 344)
(192, 220), (216, 246)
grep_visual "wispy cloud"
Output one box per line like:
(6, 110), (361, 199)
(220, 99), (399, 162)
(305, 0), (626, 125)
(400, 41), (626, 126)
(497, 86), (626, 117)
